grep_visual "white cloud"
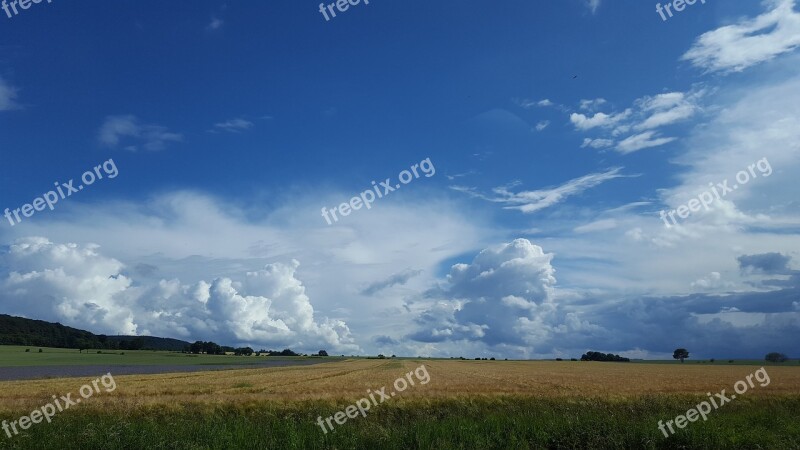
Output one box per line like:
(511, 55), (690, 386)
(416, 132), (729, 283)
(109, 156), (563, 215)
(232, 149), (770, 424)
(408, 239), (566, 350)
(513, 98), (554, 109)
(0, 237), (360, 352)
(570, 110), (631, 130)
(616, 131), (676, 154)
(0, 77), (19, 111)
(586, 0), (602, 14)
(574, 219), (617, 233)
(97, 115), (183, 151)
(361, 268), (422, 296)
(579, 98), (607, 111)
(683, 0), (800, 73)
(211, 118), (254, 133)
(634, 92), (699, 130)
(452, 167), (625, 214)
(207, 17), (224, 31)
(690, 271), (729, 290)
(581, 138), (614, 149)
(570, 89), (704, 153)
(535, 120), (550, 131)
(0, 189), (492, 355)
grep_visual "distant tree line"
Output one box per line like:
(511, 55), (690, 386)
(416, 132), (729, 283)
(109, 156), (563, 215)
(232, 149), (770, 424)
(580, 351), (630, 362)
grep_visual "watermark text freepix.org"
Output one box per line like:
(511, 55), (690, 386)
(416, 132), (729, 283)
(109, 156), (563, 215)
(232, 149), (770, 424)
(656, 0), (706, 22)
(659, 157), (771, 228)
(4, 158), (118, 227)
(2, 0), (53, 19)
(318, 0), (369, 21)
(2, 372), (116, 439)
(321, 157), (435, 225)
(316, 364), (430, 433)
(657, 367), (770, 438)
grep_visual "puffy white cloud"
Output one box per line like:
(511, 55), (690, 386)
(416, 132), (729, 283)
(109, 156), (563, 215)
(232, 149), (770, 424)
(409, 239), (586, 352)
(0, 237), (359, 352)
(0, 237), (135, 335)
(570, 110), (631, 130)
(405, 238), (800, 358)
(683, 0), (800, 73)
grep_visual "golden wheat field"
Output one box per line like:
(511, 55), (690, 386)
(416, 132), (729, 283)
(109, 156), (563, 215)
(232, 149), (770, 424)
(1, 360), (798, 414)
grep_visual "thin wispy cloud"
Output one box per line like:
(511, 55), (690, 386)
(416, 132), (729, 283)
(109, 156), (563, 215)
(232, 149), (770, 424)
(206, 17), (224, 31)
(361, 269), (423, 295)
(98, 115), (183, 151)
(452, 167), (625, 214)
(0, 77), (19, 111)
(210, 118), (254, 133)
(581, 138), (614, 149)
(616, 131), (676, 154)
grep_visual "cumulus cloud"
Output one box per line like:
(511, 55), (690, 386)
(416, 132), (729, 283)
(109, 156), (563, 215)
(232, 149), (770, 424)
(682, 0), (800, 73)
(0, 237), (359, 352)
(738, 252), (792, 274)
(97, 115), (183, 151)
(535, 120), (550, 131)
(409, 239), (563, 348)
(406, 239), (800, 358)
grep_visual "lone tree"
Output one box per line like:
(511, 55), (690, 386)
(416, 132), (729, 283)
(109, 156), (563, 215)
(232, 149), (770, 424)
(765, 352), (788, 363)
(673, 348), (690, 363)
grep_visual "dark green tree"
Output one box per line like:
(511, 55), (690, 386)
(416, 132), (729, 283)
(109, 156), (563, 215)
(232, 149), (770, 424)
(765, 352), (788, 363)
(673, 348), (690, 363)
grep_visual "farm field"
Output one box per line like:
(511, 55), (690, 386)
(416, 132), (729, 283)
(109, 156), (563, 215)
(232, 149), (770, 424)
(1, 359), (798, 449)
(0, 345), (329, 367)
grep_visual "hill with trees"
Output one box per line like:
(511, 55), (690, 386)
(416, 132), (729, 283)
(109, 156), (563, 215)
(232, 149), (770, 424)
(0, 314), (190, 351)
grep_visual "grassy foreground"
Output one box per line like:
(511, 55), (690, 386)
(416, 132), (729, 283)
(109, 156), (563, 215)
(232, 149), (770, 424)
(1, 360), (798, 449)
(2, 397), (799, 449)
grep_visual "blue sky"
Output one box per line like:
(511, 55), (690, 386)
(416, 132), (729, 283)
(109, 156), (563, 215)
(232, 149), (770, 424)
(1, 0), (799, 359)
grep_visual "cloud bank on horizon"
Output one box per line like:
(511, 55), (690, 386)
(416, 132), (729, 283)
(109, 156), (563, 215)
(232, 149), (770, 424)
(0, 0), (798, 358)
